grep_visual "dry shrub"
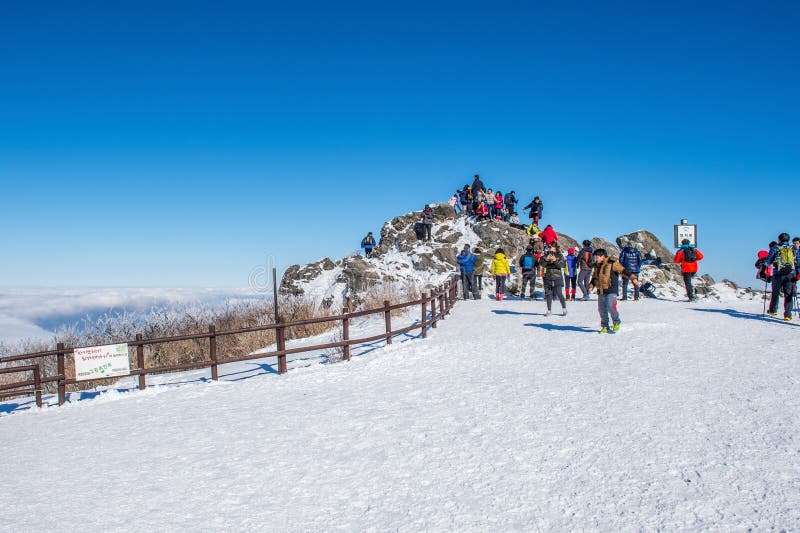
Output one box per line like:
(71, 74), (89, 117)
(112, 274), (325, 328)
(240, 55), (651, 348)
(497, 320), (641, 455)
(0, 296), (334, 394)
(355, 281), (422, 318)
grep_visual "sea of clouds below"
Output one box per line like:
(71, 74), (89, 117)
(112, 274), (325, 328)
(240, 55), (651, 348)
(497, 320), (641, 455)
(0, 287), (268, 345)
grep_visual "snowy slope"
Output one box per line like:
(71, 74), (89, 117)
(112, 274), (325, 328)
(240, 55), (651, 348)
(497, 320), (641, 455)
(1, 294), (799, 531)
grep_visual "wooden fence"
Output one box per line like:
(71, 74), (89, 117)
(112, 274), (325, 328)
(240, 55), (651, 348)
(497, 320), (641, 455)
(0, 276), (460, 410)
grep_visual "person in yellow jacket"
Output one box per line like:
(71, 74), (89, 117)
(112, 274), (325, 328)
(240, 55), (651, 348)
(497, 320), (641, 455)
(490, 248), (511, 301)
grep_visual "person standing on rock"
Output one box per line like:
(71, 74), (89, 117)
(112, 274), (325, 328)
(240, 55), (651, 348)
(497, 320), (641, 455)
(490, 248), (511, 301)
(494, 191), (504, 220)
(459, 186), (472, 216)
(588, 249), (641, 333)
(471, 174), (484, 197)
(504, 190), (519, 216)
(457, 244), (480, 300)
(485, 188), (495, 218)
(541, 243), (567, 315)
(421, 205), (435, 242)
(763, 233), (797, 319)
(578, 240), (594, 300)
(618, 241), (643, 301)
(518, 246), (538, 300)
(674, 238), (704, 302)
(360, 232), (376, 258)
(523, 196), (544, 226)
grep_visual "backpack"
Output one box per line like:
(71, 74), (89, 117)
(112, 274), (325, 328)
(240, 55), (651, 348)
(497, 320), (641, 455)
(521, 255), (534, 270)
(774, 245), (796, 274)
(683, 247), (697, 262)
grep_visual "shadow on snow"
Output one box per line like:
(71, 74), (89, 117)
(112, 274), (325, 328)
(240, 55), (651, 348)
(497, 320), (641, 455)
(524, 323), (597, 333)
(692, 308), (800, 328)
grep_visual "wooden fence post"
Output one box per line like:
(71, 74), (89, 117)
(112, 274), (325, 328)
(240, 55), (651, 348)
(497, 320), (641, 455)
(136, 333), (146, 390)
(209, 325), (218, 381)
(431, 292), (437, 329)
(342, 317), (351, 361)
(421, 293), (428, 339)
(276, 318), (287, 374)
(33, 366), (42, 408)
(439, 291), (445, 321)
(56, 342), (66, 406)
(384, 300), (392, 346)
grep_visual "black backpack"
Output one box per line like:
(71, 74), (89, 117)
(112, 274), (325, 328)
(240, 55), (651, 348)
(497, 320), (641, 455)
(683, 247), (697, 262)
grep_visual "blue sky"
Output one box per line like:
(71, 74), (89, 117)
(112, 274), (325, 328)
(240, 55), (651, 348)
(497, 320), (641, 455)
(1, 1), (797, 288)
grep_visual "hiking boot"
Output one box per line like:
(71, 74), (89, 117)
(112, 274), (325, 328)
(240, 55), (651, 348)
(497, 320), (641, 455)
(784, 316), (792, 321)
(612, 323), (620, 332)
(545, 310), (552, 316)
(768, 311), (778, 317)
(600, 327), (608, 333)
(562, 308), (568, 317)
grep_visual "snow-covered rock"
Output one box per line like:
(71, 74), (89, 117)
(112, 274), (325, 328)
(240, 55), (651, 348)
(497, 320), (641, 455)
(280, 207), (741, 303)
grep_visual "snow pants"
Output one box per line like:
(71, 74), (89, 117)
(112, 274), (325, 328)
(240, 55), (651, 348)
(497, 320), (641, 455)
(423, 223), (432, 241)
(682, 272), (696, 300)
(543, 278), (566, 311)
(768, 272), (797, 318)
(520, 271), (536, 299)
(494, 275), (507, 296)
(597, 293), (620, 329)
(578, 269), (592, 298)
(461, 271), (479, 300)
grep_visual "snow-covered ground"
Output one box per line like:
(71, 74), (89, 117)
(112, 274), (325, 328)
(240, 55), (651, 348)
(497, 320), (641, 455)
(2, 291), (799, 531)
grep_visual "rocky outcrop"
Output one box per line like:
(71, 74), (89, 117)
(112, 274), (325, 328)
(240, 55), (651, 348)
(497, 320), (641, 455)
(281, 202), (728, 303)
(617, 230), (673, 263)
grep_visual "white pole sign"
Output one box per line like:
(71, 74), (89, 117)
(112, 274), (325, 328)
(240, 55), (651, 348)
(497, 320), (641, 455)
(74, 343), (131, 381)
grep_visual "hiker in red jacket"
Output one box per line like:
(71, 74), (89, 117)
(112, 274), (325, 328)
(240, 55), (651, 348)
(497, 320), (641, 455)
(674, 239), (704, 301)
(540, 225), (558, 246)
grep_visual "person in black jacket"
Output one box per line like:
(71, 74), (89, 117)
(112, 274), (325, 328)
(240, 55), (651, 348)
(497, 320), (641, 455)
(518, 246), (538, 300)
(541, 243), (567, 316)
(471, 174), (485, 197)
(522, 196), (543, 226)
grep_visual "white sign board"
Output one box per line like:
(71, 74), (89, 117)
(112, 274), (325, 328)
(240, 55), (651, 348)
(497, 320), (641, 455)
(674, 224), (697, 248)
(74, 343), (131, 381)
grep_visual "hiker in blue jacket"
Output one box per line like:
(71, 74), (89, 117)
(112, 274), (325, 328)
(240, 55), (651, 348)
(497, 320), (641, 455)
(518, 246), (538, 300)
(361, 232), (376, 258)
(618, 242), (643, 301)
(457, 244), (480, 300)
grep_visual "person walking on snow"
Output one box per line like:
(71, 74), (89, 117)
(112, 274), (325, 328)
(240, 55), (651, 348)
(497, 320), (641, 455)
(490, 248), (511, 301)
(564, 247), (579, 301)
(360, 232), (376, 258)
(541, 243), (567, 316)
(589, 249), (641, 333)
(577, 240), (594, 300)
(457, 244), (480, 300)
(763, 233), (798, 320)
(618, 241), (643, 301)
(674, 239), (704, 301)
(421, 206), (435, 242)
(518, 246), (538, 300)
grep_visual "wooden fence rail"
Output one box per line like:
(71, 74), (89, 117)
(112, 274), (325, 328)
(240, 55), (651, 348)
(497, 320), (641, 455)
(0, 276), (460, 409)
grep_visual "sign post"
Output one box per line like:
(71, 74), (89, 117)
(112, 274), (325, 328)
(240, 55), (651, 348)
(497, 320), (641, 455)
(74, 343), (131, 382)
(674, 219), (697, 248)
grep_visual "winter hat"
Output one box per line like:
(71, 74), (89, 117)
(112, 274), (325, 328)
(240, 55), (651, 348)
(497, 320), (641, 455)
(568, 247), (575, 254)
(681, 239), (690, 245)
(582, 240), (591, 247)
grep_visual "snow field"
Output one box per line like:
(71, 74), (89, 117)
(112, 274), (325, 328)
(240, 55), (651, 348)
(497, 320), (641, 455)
(1, 294), (799, 531)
